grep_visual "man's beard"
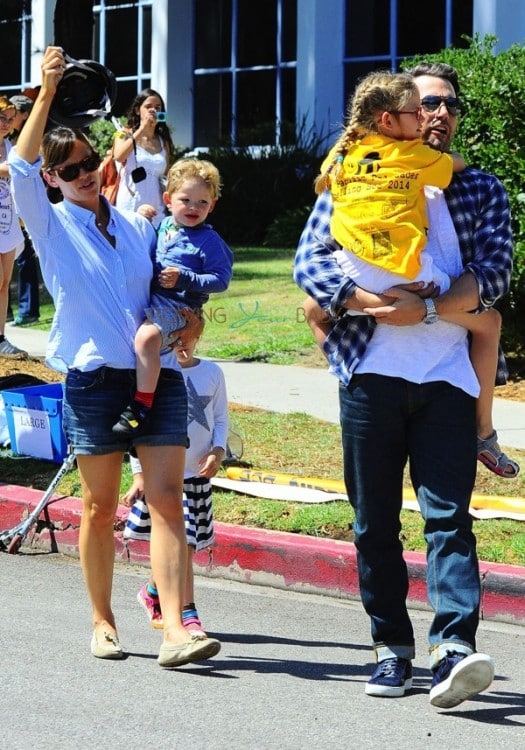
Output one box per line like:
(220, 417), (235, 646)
(421, 120), (452, 153)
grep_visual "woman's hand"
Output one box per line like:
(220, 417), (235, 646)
(168, 307), (204, 357)
(41, 46), (67, 95)
(15, 46), (66, 164)
(141, 109), (157, 129)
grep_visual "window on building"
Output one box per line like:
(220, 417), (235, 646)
(0, 0), (31, 95)
(93, 0), (152, 114)
(0, 1), (153, 111)
(343, 0), (473, 103)
(194, 0), (297, 148)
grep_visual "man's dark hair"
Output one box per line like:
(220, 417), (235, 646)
(404, 62), (461, 97)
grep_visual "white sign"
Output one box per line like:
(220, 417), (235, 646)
(11, 405), (54, 461)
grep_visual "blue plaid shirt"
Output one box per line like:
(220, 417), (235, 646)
(294, 167), (513, 385)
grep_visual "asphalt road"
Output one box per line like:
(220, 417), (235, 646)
(2, 552), (524, 749)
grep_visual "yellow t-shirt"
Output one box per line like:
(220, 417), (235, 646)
(323, 134), (453, 279)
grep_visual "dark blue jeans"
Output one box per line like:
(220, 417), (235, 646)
(7, 229), (40, 320)
(17, 235), (40, 319)
(339, 374), (480, 661)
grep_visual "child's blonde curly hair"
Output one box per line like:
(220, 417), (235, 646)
(315, 70), (418, 194)
(166, 157), (222, 200)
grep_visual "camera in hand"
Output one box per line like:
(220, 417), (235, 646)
(155, 111), (167, 122)
(131, 166), (147, 183)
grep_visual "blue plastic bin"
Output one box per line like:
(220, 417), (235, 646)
(1, 382), (67, 463)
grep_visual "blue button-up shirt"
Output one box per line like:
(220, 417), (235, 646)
(294, 168), (513, 385)
(9, 149), (177, 374)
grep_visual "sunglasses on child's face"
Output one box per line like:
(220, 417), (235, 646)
(420, 96), (461, 116)
(52, 154), (101, 182)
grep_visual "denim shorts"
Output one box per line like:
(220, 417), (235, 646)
(62, 366), (187, 455)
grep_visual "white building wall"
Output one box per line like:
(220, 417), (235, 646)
(31, 0), (55, 84)
(473, 0), (525, 52)
(296, 0), (345, 147)
(151, 0), (193, 148)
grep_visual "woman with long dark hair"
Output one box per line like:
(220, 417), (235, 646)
(113, 88), (175, 228)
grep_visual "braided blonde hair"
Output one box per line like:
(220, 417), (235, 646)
(315, 70), (418, 194)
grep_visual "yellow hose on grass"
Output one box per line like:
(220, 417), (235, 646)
(225, 466), (525, 515)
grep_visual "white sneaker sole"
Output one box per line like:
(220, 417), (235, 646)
(429, 653), (495, 709)
(365, 677), (413, 697)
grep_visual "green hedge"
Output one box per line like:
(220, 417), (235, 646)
(406, 36), (525, 360)
(88, 118), (325, 249)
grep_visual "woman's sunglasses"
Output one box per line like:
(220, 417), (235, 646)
(52, 154), (101, 182)
(420, 96), (461, 116)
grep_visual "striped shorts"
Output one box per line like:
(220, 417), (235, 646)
(123, 476), (214, 551)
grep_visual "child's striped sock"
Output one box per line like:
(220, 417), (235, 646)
(182, 603), (206, 635)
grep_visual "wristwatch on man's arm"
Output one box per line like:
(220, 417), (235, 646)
(423, 298), (439, 324)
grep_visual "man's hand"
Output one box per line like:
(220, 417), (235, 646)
(344, 281), (436, 325)
(364, 286), (427, 325)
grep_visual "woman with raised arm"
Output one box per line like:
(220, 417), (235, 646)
(9, 46), (220, 668)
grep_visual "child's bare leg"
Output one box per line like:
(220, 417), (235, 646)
(447, 308), (519, 477)
(134, 320), (163, 394)
(182, 545), (206, 635)
(302, 296), (332, 355)
(143, 546), (205, 634)
(112, 321), (163, 435)
(456, 308), (501, 440)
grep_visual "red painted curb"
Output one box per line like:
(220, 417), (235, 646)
(1, 484), (524, 624)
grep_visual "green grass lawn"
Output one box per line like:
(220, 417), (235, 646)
(5, 247), (525, 566)
(33, 247), (325, 367)
(2, 404), (524, 566)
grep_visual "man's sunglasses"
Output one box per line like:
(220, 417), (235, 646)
(52, 154), (101, 182)
(420, 96), (461, 116)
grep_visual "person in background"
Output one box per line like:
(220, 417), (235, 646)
(0, 95), (26, 358)
(294, 61), (512, 709)
(6, 94), (40, 327)
(113, 88), (175, 229)
(122, 326), (229, 635)
(9, 45), (220, 669)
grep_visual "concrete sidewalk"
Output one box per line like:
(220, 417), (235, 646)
(7, 324), (525, 448)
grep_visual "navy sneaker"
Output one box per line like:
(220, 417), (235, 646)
(112, 402), (149, 436)
(429, 651), (494, 709)
(365, 657), (413, 697)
